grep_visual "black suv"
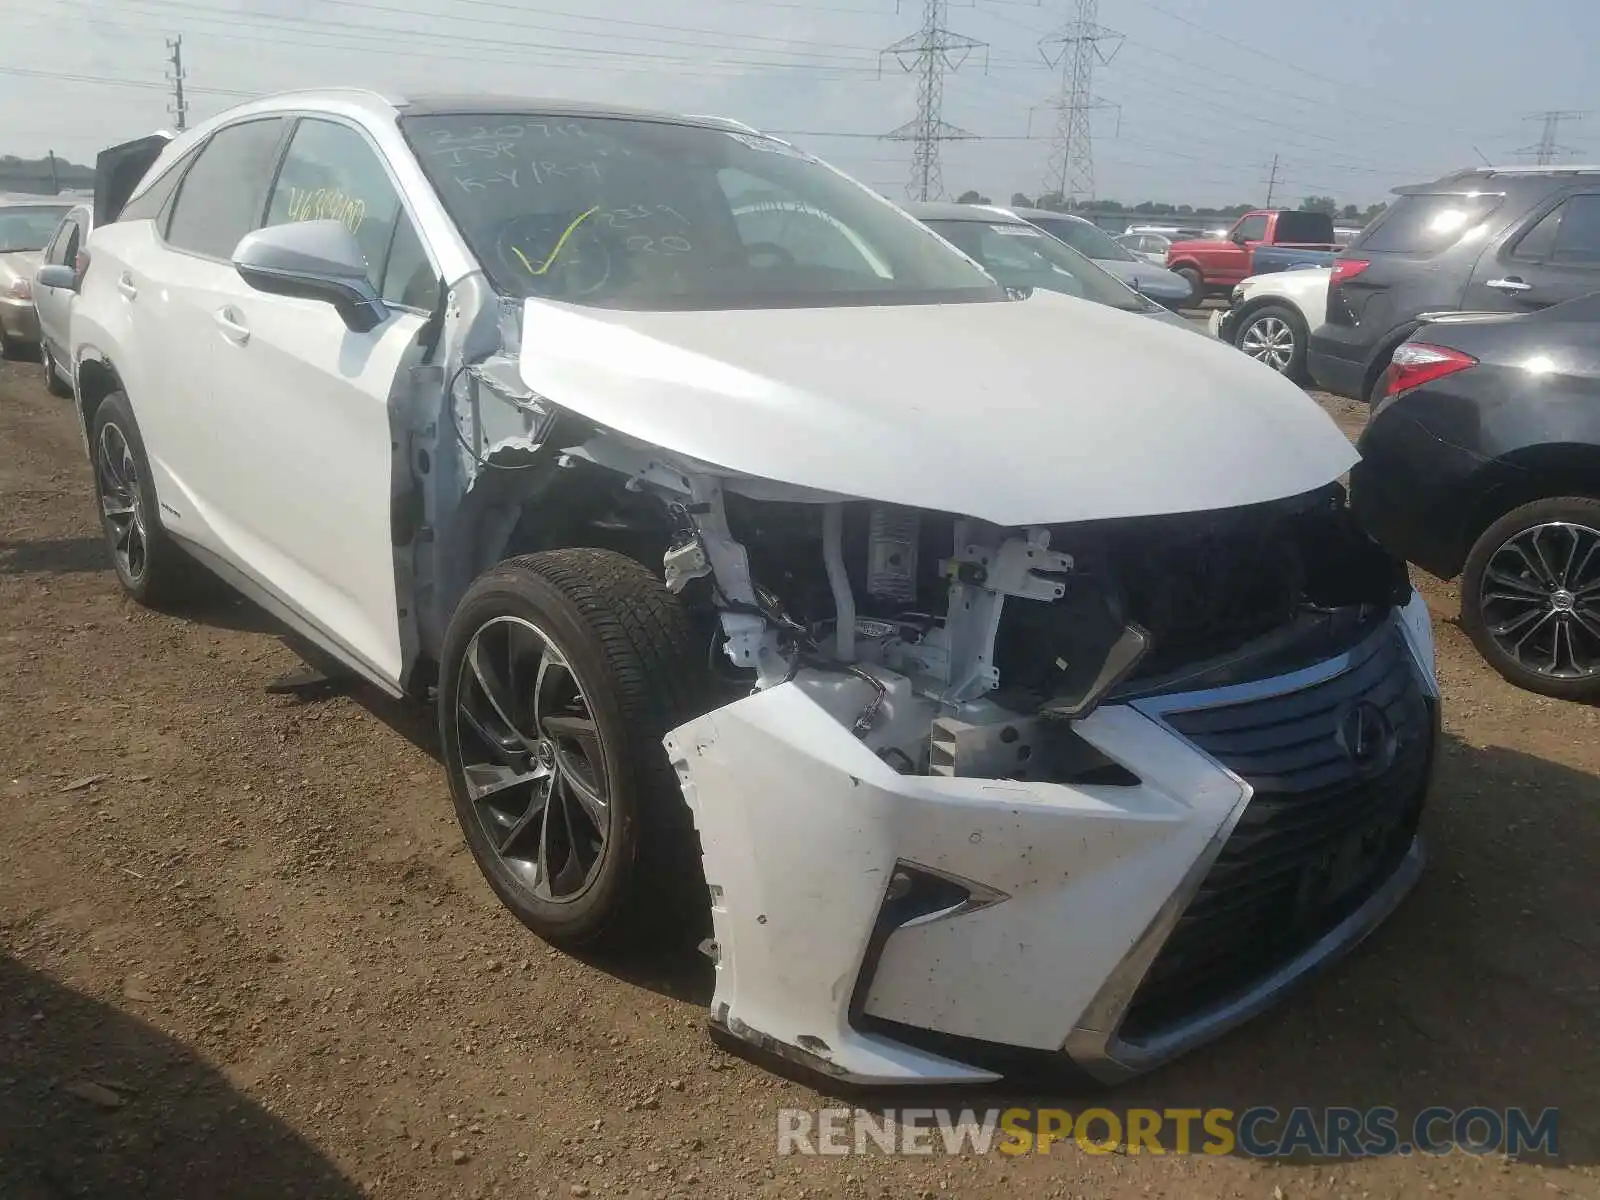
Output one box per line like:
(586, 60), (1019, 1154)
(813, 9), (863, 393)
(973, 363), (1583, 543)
(1309, 166), (1600, 402)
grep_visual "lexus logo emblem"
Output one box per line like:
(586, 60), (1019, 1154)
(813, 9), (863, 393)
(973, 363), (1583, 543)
(1336, 701), (1395, 772)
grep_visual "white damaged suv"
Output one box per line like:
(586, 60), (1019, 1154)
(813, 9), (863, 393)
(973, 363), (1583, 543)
(57, 90), (1439, 1087)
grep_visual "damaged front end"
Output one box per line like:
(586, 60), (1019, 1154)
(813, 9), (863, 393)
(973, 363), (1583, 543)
(650, 478), (1437, 1086)
(411, 293), (1436, 1087)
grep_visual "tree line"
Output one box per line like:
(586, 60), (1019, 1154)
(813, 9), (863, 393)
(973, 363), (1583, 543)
(953, 190), (1389, 224)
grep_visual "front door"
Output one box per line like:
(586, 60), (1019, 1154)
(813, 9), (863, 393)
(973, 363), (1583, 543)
(191, 116), (439, 687)
(34, 207), (85, 362)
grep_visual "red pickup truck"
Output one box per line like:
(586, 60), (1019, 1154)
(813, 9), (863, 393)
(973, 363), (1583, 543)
(1165, 209), (1338, 306)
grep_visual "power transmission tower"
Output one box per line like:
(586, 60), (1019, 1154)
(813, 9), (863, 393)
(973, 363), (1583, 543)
(1034, 0), (1121, 205)
(881, 0), (987, 202)
(1516, 110), (1586, 165)
(165, 36), (188, 131)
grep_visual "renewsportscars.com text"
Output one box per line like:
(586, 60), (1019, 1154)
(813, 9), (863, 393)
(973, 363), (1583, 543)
(776, 1106), (1559, 1159)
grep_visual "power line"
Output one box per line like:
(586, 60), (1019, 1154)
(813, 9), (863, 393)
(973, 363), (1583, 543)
(0, 63), (251, 98)
(880, 0), (988, 201)
(1034, 0), (1120, 202)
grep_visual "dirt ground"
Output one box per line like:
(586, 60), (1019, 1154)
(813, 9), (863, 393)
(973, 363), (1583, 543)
(1, 355), (1596, 1200)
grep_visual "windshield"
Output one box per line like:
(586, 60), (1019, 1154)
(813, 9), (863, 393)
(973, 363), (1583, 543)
(401, 114), (1003, 310)
(923, 219), (1150, 312)
(0, 205), (70, 253)
(1027, 214), (1137, 262)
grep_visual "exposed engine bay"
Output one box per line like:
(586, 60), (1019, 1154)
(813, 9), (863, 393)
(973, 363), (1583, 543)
(465, 387), (1410, 786)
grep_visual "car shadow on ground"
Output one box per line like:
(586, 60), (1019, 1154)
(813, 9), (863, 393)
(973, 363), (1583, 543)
(0, 956), (362, 1199)
(805, 730), (1600, 1168)
(0, 536), (108, 576)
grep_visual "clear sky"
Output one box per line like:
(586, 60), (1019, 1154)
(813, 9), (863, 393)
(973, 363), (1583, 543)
(2, 0), (1595, 209)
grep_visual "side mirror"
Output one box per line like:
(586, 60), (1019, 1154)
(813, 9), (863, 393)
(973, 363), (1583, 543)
(231, 220), (388, 334)
(36, 264), (79, 292)
(1230, 230), (1248, 246)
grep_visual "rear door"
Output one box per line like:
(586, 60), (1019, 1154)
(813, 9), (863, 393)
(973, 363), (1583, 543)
(119, 117), (291, 548)
(1462, 191), (1600, 312)
(34, 206), (86, 359)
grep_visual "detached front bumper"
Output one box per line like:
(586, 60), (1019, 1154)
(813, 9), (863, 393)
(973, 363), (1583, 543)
(667, 594), (1438, 1086)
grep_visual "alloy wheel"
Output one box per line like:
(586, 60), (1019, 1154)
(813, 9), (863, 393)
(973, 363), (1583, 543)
(453, 615), (609, 902)
(1479, 521), (1600, 680)
(96, 421), (148, 584)
(1241, 315), (1295, 372)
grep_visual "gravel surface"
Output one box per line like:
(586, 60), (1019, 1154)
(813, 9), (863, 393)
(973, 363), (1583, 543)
(1, 355), (1596, 1199)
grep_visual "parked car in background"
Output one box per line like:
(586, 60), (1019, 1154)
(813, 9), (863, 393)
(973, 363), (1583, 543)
(1008, 207), (1194, 308)
(1165, 210), (1339, 307)
(0, 196), (74, 359)
(908, 202), (1201, 334)
(1334, 226), (1364, 246)
(58, 88), (1434, 1088)
(1249, 244), (1338, 276)
(1350, 292), (1600, 699)
(1123, 224), (1208, 241)
(1311, 165), (1600, 404)
(1210, 266), (1329, 382)
(1117, 231), (1172, 265)
(31, 200), (91, 395)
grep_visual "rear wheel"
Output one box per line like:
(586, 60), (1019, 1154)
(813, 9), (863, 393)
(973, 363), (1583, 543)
(89, 391), (200, 607)
(0, 323), (19, 361)
(1235, 304), (1308, 383)
(1460, 497), (1600, 700)
(1173, 267), (1203, 309)
(438, 549), (711, 949)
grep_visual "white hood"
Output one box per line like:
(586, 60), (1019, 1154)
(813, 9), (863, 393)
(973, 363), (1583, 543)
(517, 289), (1357, 527)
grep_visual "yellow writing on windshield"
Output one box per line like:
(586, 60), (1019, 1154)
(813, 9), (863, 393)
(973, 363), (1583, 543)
(511, 206), (600, 276)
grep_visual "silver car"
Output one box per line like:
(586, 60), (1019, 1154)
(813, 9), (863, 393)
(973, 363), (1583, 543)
(0, 197), (74, 360)
(31, 202), (91, 396)
(1008, 207), (1194, 308)
(905, 202), (1200, 334)
(1117, 231), (1172, 266)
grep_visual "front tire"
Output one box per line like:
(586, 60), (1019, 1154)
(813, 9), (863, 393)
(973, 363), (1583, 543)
(1460, 497), (1600, 700)
(1234, 303), (1308, 382)
(438, 549), (711, 949)
(1173, 267), (1203, 309)
(89, 391), (199, 607)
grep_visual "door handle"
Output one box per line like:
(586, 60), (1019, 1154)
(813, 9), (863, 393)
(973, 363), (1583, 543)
(214, 307), (251, 345)
(116, 274), (138, 300)
(1487, 277), (1533, 294)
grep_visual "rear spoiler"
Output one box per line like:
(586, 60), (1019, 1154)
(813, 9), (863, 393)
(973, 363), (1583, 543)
(94, 131), (175, 226)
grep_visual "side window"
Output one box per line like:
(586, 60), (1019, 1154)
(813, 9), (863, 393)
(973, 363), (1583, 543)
(1512, 204), (1563, 261)
(265, 118), (405, 291)
(119, 146), (201, 226)
(44, 217), (74, 265)
(1551, 195), (1600, 265)
(166, 119), (288, 258)
(1234, 215), (1269, 243)
(61, 219), (83, 268)
(381, 210), (438, 309)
